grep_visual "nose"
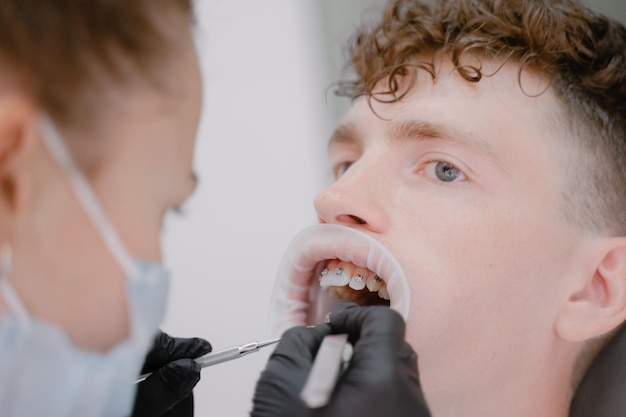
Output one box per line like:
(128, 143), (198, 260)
(314, 161), (389, 233)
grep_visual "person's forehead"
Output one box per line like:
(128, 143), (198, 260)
(332, 57), (563, 155)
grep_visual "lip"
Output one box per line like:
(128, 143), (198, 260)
(269, 224), (411, 336)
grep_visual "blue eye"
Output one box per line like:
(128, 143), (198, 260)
(426, 161), (466, 182)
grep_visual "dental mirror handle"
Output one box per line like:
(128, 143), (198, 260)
(134, 337), (281, 384)
(300, 334), (351, 408)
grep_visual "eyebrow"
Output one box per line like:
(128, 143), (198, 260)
(328, 123), (359, 147)
(391, 120), (495, 154)
(329, 120), (500, 164)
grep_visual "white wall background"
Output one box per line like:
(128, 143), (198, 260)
(160, 1), (331, 416)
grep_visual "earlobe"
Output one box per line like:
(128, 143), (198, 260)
(556, 239), (626, 342)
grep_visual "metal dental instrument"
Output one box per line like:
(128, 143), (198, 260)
(134, 337), (281, 384)
(300, 333), (351, 408)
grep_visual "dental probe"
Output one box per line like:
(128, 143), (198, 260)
(134, 337), (281, 384)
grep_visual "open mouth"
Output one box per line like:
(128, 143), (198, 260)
(317, 259), (391, 306)
(269, 224), (410, 336)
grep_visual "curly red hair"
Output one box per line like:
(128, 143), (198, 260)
(338, 0), (626, 235)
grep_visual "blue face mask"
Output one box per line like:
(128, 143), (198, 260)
(0, 115), (169, 417)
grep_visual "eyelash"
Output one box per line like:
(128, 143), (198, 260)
(169, 205), (189, 218)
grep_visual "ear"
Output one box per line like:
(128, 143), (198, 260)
(0, 94), (37, 214)
(555, 238), (626, 342)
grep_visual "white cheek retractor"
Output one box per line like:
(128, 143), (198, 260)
(269, 223), (411, 408)
(270, 223), (410, 336)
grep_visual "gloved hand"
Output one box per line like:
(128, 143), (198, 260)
(250, 303), (431, 417)
(131, 330), (212, 417)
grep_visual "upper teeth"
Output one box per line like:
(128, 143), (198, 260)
(349, 275), (366, 291)
(319, 260), (389, 300)
(319, 267), (351, 286)
(366, 276), (383, 292)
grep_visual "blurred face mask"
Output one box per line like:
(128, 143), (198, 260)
(0, 114), (169, 417)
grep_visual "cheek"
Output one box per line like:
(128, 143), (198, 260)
(398, 195), (572, 375)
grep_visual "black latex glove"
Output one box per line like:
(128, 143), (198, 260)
(131, 330), (212, 417)
(250, 303), (431, 417)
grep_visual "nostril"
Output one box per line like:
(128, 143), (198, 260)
(346, 214), (367, 225)
(315, 189), (381, 229)
(334, 214), (367, 225)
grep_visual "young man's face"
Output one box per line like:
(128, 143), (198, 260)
(314, 57), (587, 415)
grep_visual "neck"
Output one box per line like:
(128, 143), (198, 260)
(430, 343), (577, 417)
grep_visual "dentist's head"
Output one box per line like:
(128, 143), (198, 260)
(0, 1), (202, 415)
